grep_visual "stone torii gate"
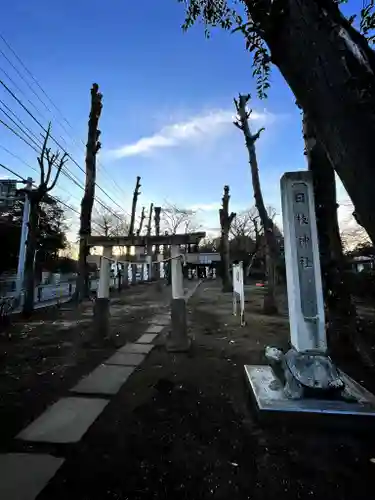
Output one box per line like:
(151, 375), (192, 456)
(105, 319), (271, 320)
(87, 232), (205, 351)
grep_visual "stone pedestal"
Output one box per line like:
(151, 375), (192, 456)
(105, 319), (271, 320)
(131, 264), (137, 285)
(244, 171), (375, 426)
(166, 298), (191, 352)
(123, 264), (129, 288)
(166, 246), (190, 352)
(93, 297), (110, 340)
(245, 365), (375, 427)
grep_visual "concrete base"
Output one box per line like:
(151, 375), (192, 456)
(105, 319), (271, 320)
(166, 298), (191, 352)
(93, 297), (110, 339)
(245, 365), (375, 427)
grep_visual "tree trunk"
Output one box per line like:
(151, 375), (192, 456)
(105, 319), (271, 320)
(221, 227), (232, 292)
(129, 176), (141, 236)
(219, 186), (235, 293)
(235, 95), (278, 313)
(249, 0), (375, 244)
(303, 113), (357, 342)
(76, 84), (102, 302)
(22, 199), (38, 317)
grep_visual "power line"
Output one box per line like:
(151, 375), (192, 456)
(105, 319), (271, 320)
(0, 33), (133, 211)
(0, 95), (125, 221)
(0, 37), (143, 227)
(0, 102), (42, 151)
(0, 116), (39, 153)
(0, 77), (130, 216)
(0, 144), (39, 174)
(0, 162), (27, 181)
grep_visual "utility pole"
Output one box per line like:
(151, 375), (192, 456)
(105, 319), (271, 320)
(15, 177), (32, 302)
(76, 83), (103, 302)
(137, 206), (145, 236)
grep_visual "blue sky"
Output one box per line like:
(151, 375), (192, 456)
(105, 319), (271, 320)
(0, 0), (359, 239)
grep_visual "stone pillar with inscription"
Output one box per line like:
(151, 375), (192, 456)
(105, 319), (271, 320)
(243, 170), (375, 423)
(280, 171), (326, 353)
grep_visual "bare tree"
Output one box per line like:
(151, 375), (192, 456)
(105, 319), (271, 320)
(137, 206), (146, 236)
(146, 203), (154, 236)
(219, 185), (236, 292)
(303, 113), (357, 332)
(129, 176), (141, 236)
(92, 207), (128, 237)
(161, 203), (200, 234)
(230, 207), (262, 275)
(339, 200), (371, 251)
(76, 83), (102, 302)
(234, 94), (278, 314)
(23, 124), (68, 316)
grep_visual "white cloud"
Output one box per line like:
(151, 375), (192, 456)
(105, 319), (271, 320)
(107, 109), (273, 159)
(188, 202), (221, 212)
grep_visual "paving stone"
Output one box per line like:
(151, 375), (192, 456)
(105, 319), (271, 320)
(105, 352), (145, 366)
(118, 343), (154, 354)
(137, 333), (158, 343)
(0, 453), (64, 500)
(17, 397), (108, 443)
(152, 315), (170, 325)
(71, 364), (135, 395)
(145, 324), (164, 334)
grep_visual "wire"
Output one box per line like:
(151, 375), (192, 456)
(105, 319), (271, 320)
(0, 37), (145, 228)
(0, 36), (135, 214)
(0, 77), (131, 216)
(0, 162), (26, 181)
(0, 103), (124, 221)
(0, 144), (39, 174)
(0, 116), (39, 153)
(0, 98), (43, 147)
(0, 103), (42, 151)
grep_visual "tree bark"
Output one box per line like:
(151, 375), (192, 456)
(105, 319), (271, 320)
(219, 186), (235, 293)
(76, 84), (102, 302)
(129, 176), (141, 236)
(248, 0), (375, 244)
(303, 112), (357, 339)
(235, 95), (278, 313)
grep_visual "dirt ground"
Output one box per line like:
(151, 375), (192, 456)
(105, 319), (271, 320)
(2, 280), (375, 499)
(0, 282), (174, 448)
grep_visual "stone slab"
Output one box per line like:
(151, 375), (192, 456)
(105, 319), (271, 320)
(71, 364), (135, 395)
(145, 324), (164, 334)
(151, 315), (170, 325)
(137, 333), (158, 343)
(245, 365), (375, 423)
(17, 397), (108, 443)
(105, 352), (145, 366)
(118, 343), (154, 354)
(0, 453), (64, 500)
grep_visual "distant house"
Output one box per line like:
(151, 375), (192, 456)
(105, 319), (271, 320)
(349, 255), (375, 273)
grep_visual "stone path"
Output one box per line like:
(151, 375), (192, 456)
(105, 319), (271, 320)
(0, 310), (170, 500)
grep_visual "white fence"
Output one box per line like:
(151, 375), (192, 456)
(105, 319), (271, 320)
(232, 261), (245, 326)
